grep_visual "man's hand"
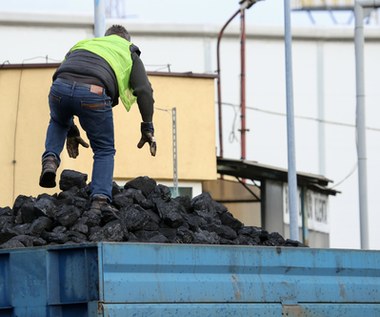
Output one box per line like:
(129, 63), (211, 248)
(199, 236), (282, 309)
(137, 122), (157, 156)
(66, 124), (89, 158)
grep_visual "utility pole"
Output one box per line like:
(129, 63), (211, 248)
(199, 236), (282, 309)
(354, 0), (380, 249)
(94, 0), (106, 37)
(284, 0), (299, 241)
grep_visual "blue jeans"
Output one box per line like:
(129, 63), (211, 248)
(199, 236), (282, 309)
(42, 78), (115, 201)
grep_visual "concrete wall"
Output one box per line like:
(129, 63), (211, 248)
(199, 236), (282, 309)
(0, 65), (216, 207)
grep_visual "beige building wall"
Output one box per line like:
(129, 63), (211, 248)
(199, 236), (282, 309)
(0, 65), (217, 207)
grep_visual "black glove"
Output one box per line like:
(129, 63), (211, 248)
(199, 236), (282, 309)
(137, 122), (157, 156)
(66, 124), (89, 158)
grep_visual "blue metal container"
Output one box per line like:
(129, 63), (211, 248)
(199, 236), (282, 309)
(0, 243), (379, 316)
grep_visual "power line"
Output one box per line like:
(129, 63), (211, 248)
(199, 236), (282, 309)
(331, 163), (357, 189)
(221, 102), (380, 132)
(221, 101), (374, 189)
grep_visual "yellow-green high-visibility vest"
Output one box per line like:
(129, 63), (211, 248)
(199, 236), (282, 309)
(70, 34), (136, 111)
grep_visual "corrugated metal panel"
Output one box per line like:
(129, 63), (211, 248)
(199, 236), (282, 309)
(0, 243), (379, 316)
(99, 243), (380, 304)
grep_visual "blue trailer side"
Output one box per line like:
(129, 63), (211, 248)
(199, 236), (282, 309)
(0, 243), (379, 317)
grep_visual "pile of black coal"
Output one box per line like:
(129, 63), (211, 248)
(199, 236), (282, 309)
(0, 170), (305, 249)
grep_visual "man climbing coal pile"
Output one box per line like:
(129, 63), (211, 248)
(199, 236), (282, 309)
(39, 24), (157, 213)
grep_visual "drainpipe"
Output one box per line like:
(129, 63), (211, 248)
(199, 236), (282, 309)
(94, 0), (106, 37)
(354, 0), (380, 249)
(317, 42), (326, 176)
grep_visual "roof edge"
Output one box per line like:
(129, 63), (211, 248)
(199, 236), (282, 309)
(217, 157), (339, 196)
(0, 63), (217, 79)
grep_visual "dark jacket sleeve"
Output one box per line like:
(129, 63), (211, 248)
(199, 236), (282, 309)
(129, 45), (154, 122)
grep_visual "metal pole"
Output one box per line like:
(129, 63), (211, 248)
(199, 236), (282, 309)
(240, 8), (247, 160)
(355, 1), (369, 249)
(301, 187), (309, 245)
(216, 9), (240, 158)
(216, 1), (262, 158)
(94, 0), (106, 37)
(284, 0), (299, 241)
(353, 0), (380, 249)
(172, 107), (179, 198)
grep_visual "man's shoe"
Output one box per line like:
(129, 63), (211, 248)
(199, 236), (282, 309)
(39, 156), (58, 188)
(89, 196), (109, 214)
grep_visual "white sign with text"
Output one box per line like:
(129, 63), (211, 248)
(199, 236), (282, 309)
(283, 185), (329, 233)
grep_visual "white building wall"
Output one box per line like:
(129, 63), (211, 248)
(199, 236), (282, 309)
(1, 12), (380, 250)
